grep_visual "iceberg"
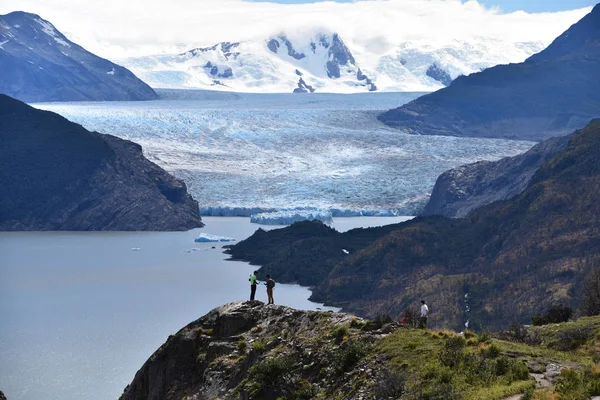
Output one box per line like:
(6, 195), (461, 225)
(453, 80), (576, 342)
(250, 209), (333, 225)
(194, 233), (236, 243)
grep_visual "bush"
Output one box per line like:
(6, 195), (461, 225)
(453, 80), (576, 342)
(532, 304), (573, 326)
(549, 326), (594, 351)
(509, 361), (530, 381)
(363, 314), (393, 331)
(439, 336), (466, 368)
(582, 267), (600, 316)
(237, 339), (247, 353)
(334, 340), (371, 375)
(497, 322), (542, 345)
(333, 325), (349, 343)
(477, 330), (491, 344)
(402, 307), (420, 328)
(485, 343), (501, 359)
(555, 369), (586, 400)
(245, 356), (296, 398)
(372, 367), (406, 399)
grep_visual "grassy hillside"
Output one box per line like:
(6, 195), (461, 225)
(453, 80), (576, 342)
(121, 301), (600, 400)
(229, 120), (600, 330)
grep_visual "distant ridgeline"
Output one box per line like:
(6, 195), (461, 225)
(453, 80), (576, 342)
(0, 12), (157, 102)
(0, 94), (202, 231)
(379, 4), (600, 141)
(228, 120), (600, 330)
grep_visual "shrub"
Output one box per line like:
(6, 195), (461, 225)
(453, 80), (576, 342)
(363, 314), (393, 331)
(245, 356), (296, 398)
(532, 304), (573, 326)
(334, 340), (371, 375)
(463, 330), (476, 339)
(252, 339), (266, 353)
(439, 336), (466, 368)
(555, 369), (586, 400)
(485, 343), (502, 359)
(333, 325), (349, 343)
(549, 326), (594, 351)
(402, 307), (420, 328)
(477, 330), (491, 344)
(509, 361), (530, 381)
(237, 339), (247, 353)
(372, 367), (406, 399)
(497, 322), (542, 345)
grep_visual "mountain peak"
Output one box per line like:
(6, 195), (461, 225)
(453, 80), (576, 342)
(0, 12), (157, 101)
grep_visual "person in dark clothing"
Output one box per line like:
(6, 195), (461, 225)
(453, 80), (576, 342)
(249, 271), (258, 300)
(265, 275), (275, 304)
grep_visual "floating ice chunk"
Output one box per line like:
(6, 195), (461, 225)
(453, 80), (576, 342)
(250, 209), (333, 225)
(107, 68), (115, 75)
(342, 249), (350, 254)
(194, 233), (236, 243)
(131, 247), (141, 251)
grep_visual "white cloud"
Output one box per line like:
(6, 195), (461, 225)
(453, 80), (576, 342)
(0, 0), (591, 59)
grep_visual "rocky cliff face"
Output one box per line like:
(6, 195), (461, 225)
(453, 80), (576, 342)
(378, 4), (600, 141)
(422, 135), (570, 218)
(0, 12), (157, 102)
(0, 94), (202, 231)
(119, 301), (392, 400)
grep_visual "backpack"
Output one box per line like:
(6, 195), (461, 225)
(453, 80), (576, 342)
(267, 279), (275, 288)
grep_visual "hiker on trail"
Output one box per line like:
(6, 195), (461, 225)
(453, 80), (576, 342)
(264, 275), (275, 304)
(419, 300), (429, 329)
(249, 271), (258, 300)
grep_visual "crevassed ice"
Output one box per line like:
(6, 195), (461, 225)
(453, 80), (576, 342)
(33, 92), (535, 216)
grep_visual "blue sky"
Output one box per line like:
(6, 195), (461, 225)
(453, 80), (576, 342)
(247, 0), (597, 13)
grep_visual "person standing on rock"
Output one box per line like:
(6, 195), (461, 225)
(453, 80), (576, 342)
(419, 300), (429, 329)
(249, 271), (259, 300)
(265, 275), (275, 304)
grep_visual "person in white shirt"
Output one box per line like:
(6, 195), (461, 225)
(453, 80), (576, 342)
(419, 300), (429, 329)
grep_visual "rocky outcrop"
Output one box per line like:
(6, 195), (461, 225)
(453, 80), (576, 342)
(0, 390), (6, 400)
(119, 301), (390, 400)
(0, 12), (157, 102)
(378, 4), (600, 141)
(0, 94), (202, 231)
(422, 135), (570, 217)
(426, 63), (452, 86)
(293, 77), (315, 93)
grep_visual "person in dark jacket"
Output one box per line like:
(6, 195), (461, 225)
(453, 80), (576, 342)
(265, 275), (275, 304)
(249, 271), (258, 300)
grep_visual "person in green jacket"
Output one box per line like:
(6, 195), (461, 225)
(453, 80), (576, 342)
(249, 271), (258, 300)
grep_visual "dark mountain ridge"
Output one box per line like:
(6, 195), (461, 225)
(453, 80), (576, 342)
(422, 135), (570, 218)
(0, 94), (202, 231)
(378, 4), (600, 141)
(228, 120), (600, 329)
(0, 11), (157, 102)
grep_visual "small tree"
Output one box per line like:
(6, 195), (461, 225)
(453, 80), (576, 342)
(582, 267), (600, 316)
(402, 307), (420, 328)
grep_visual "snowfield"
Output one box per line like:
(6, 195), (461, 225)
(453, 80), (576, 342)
(34, 90), (534, 215)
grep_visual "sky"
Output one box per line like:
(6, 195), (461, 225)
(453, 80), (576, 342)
(248, 0), (597, 13)
(0, 0), (593, 59)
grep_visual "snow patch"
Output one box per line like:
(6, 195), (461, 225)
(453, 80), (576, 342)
(35, 18), (71, 47)
(194, 233), (236, 243)
(0, 39), (8, 50)
(107, 68), (115, 75)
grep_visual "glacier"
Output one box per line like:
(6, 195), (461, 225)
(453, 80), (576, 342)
(250, 209), (333, 225)
(33, 91), (535, 216)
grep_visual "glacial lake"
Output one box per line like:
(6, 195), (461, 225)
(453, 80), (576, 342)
(0, 216), (410, 400)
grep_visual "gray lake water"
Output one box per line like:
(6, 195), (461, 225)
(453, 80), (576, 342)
(0, 216), (410, 400)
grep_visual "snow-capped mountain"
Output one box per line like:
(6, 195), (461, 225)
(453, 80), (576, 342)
(0, 12), (157, 102)
(120, 31), (547, 93)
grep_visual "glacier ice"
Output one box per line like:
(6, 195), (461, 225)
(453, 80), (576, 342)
(194, 233), (236, 243)
(250, 209), (333, 225)
(33, 92), (535, 215)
